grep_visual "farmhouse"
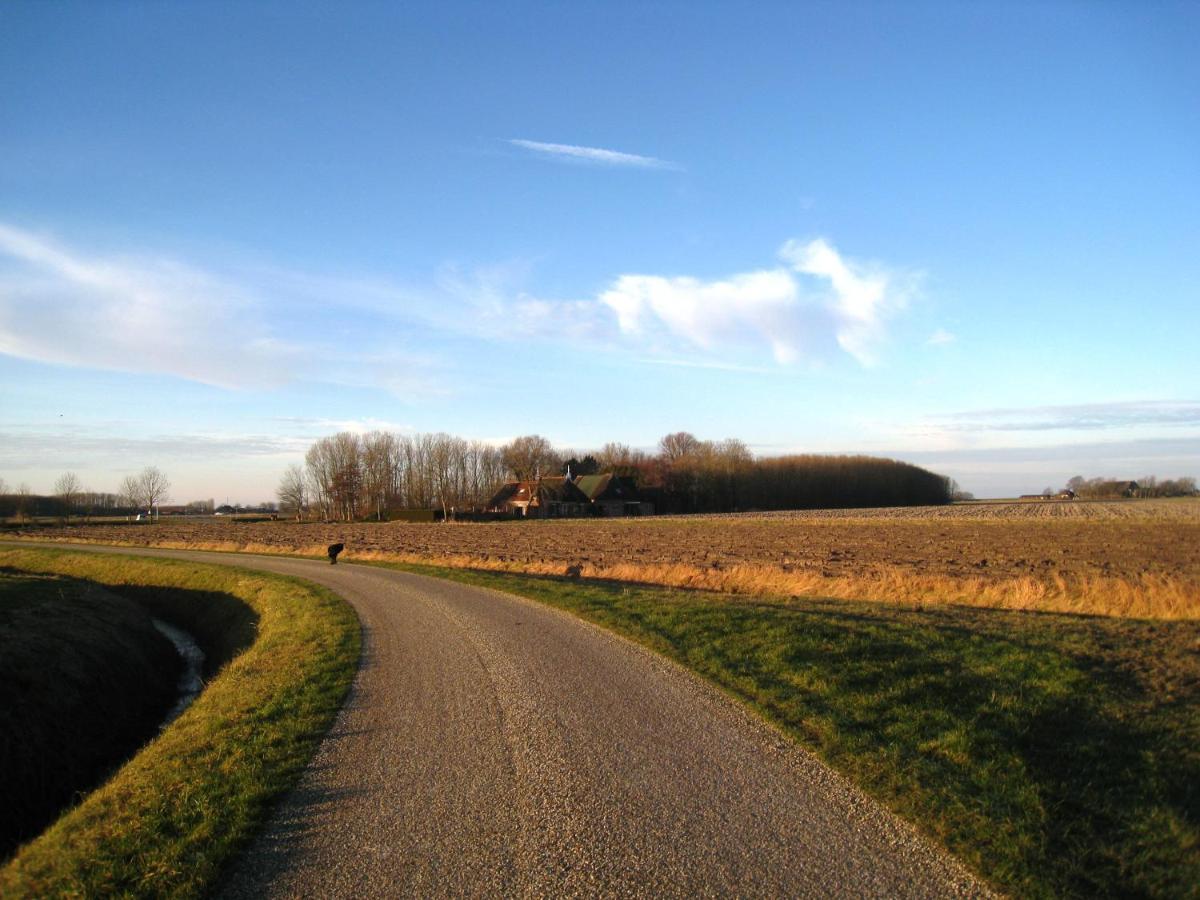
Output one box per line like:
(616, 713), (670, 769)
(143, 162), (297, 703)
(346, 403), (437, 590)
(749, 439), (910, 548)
(487, 476), (589, 518)
(488, 473), (653, 518)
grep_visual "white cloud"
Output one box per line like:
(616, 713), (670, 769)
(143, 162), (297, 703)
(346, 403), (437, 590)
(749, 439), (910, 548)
(0, 223), (914, 392)
(779, 238), (911, 365)
(926, 328), (956, 346)
(509, 138), (679, 170)
(599, 238), (913, 367)
(0, 222), (299, 389)
(601, 269), (802, 363)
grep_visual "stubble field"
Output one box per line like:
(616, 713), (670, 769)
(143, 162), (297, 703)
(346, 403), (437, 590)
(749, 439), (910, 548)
(15, 498), (1200, 619)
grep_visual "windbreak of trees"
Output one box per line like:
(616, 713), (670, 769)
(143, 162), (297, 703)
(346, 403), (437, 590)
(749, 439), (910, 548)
(712, 454), (952, 514)
(634, 433), (950, 514)
(285, 429), (954, 520)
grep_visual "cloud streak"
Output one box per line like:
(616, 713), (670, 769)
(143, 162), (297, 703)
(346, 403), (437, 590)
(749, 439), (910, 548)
(509, 138), (679, 170)
(933, 401), (1200, 433)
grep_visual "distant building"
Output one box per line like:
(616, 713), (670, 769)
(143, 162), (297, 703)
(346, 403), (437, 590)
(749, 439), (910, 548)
(572, 473), (653, 516)
(487, 477), (589, 518)
(1019, 489), (1077, 501)
(487, 473), (652, 518)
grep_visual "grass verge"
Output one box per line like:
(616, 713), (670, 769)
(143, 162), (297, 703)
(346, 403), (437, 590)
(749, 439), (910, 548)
(0, 548), (360, 898)
(395, 562), (1199, 899)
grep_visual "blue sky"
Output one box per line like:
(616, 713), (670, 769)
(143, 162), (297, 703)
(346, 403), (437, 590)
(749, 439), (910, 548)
(1, 1), (1197, 502)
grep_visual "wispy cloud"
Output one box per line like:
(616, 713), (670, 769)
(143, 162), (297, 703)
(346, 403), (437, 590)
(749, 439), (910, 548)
(926, 328), (956, 346)
(933, 401), (1200, 433)
(509, 138), (679, 170)
(0, 425), (310, 470)
(600, 238), (915, 366)
(0, 222), (299, 389)
(0, 222), (451, 397)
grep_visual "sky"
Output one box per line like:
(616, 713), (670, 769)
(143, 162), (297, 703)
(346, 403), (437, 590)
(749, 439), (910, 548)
(1, 1), (1197, 503)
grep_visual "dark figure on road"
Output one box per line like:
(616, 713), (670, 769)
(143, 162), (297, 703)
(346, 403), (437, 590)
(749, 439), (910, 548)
(328, 543), (344, 565)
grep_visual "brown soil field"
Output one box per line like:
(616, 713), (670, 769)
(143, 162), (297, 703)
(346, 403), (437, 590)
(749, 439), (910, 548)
(11, 498), (1200, 619)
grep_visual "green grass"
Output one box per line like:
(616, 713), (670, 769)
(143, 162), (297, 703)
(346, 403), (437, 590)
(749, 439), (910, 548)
(0, 548), (360, 899)
(394, 563), (1200, 899)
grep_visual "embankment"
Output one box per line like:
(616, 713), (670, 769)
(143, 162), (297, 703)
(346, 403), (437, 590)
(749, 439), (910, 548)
(0, 547), (360, 898)
(0, 571), (182, 858)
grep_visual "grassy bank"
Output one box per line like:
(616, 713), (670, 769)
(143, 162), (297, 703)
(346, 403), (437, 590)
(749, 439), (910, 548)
(396, 563), (1199, 899)
(0, 548), (360, 898)
(0, 571), (182, 858)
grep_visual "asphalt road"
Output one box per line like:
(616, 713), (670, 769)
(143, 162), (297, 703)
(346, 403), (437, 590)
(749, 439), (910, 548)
(25, 544), (994, 898)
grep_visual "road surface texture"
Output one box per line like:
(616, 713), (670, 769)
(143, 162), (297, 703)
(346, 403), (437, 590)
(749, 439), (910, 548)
(22, 543), (994, 898)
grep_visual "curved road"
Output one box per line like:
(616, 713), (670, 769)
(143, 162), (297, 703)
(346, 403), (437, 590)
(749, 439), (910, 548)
(28, 544), (992, 898)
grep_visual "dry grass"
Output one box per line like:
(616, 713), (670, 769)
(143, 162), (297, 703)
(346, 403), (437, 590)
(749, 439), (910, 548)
(349, 552), (1198, 620)
(19, 535), (1196, 620)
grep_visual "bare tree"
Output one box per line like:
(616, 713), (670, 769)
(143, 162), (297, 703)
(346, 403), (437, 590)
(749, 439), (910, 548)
(502, 434), (558, 481)
(118, 475), (140, 519)
(54, 472), (83, 520)
(121, 467), (170, 519)
(0, 476), (7, 496)
(277, 464), (309, 520)
(361, 431), (400, 520)
(15, 482), (32, 522)
(306, 433), (362, 521)
(659, 431), (702, 465)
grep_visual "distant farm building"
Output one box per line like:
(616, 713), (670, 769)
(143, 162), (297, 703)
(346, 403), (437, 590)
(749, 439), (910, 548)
(488, 473), (652, 518)
(487, 477), (588, 518)
(572, 473), (654, 516)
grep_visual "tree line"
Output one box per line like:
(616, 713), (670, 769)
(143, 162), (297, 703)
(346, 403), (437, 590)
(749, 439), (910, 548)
(281, 430), (954, 520)
(1063, 475), (1198, 499)
(0, 468), (173, 521)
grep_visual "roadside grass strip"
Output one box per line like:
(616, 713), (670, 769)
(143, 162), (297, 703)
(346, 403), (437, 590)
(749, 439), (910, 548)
(0, 548), (360, 898)
(398, 563), (1200, 900)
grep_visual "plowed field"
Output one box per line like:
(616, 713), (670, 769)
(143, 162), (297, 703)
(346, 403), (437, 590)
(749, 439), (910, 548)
(13, 498), (1200, 619)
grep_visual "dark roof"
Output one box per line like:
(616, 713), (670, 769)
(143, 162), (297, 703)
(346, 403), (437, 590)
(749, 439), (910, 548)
(486, 482), (524, 508)
(535, 477), (589, 503)
(574, 473), (640, 503)
(488, 477), (588, 508)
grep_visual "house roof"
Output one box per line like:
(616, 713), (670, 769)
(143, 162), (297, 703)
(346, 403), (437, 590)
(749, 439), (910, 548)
(488, 477), (588, 508)
(574, 473), (640, 503)
(573, 474), (613, 501)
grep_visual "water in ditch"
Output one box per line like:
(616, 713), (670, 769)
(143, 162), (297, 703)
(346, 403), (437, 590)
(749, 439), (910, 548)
(152, 618), (205, 726)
